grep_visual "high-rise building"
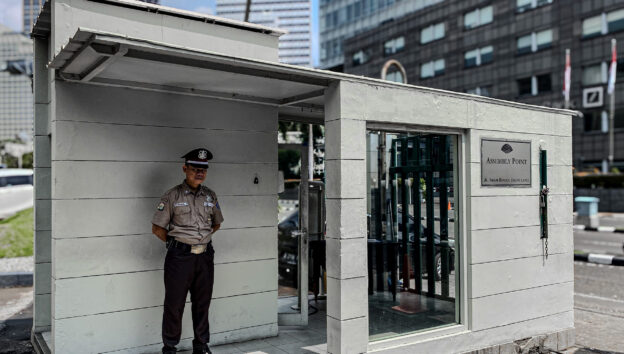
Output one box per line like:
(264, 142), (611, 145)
(0, 24), (33, 141)
(23, 0), (44, 33)
(216, 0), (312, 66)
(319, 0), (444, 70)
(341, 0), (624, 172)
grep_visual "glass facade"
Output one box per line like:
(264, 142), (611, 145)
(216, 0), (312, 66)
(0, 25), (33, 141)
(366, 131), (459, 341)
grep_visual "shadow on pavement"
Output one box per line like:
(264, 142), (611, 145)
(573, 348), (624, 354)
(0, 305), (34, 354)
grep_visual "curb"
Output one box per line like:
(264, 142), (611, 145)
(573, 225), (624, 233)
(0, 271), (33, 288)
(574, 252), (624, 266)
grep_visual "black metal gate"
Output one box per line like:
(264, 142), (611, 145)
(389, 135), (454, 298)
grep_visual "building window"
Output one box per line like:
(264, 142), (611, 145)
(608, 9), (624, 33)
(421, 22), (445, 44)
(517, 74), (551, 96)
(352, 49), (370, 66)
(582, 62), (608, 86)
(516, 0), (553, 13)
(464, 5), (493, 30)
(583, 110), (608, 132)
(384, 36), (405, 56)
(385, 70), (404, 83)
(421, 59), (445, 78)
(464, 45), (493, 68)
(583, 9), (624, 38)
(517, 29), (553, 54)
(466, 86), (492, 97)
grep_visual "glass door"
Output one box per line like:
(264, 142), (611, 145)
(278, 144), (309, 326)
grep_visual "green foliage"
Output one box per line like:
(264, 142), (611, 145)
(22, 152), (33, 169)
(574, 174), (624, 189)
(1, 154), (18, 168)
(279, 149), (301, 179)
(0, 208), (34, 258)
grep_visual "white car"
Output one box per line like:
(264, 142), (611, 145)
(0, 169), (34, 219)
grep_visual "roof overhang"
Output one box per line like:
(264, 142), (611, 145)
(49, 29), (330, 123)
(46, 29), (580, 125)
(31, 0), (285, 39)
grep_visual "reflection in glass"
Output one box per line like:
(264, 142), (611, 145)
(367, 131), (459, 341)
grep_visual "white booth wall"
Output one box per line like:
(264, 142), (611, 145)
(49, 83), (279, 353)
(324, 81), (574, 353)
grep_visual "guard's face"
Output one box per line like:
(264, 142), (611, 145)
(183, 164), (207, 187)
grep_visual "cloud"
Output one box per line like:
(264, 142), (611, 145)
(0, 0), (22, 32)
(193, 6), (213, 15)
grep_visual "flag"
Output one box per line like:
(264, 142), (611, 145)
(608, 39), (617, 94)
(563, 49), (571, 103)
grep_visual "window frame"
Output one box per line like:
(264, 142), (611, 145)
(463, 5), (493, 30)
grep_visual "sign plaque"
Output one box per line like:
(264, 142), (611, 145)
(481, 139), (531, 187)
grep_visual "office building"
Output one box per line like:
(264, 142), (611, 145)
(217, 0), (312, 66)
(319, 0), (444, 70)
(342, 0), (624, 171)
(0, 24), (33, 141)
(23, 0), (44, 33)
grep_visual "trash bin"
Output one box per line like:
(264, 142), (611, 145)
(575, 196), (600, 228)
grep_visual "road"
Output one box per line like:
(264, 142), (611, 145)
(574, 261), (624, 352)
(574, 229), (624, 256)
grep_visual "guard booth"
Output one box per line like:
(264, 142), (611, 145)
(31, 1), (575, 353)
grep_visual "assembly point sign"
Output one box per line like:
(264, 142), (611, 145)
(481, 139), (531, 187)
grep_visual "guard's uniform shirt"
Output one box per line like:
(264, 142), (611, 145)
(152, 180), (224, 245)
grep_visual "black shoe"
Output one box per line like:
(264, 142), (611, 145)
(192, 343), (211, 354)
(162, 345), (176, 354)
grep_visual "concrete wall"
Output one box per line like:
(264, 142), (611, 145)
(49, 83), (278, 353)
(52, 0), (279, 62)
(32, 36), (53, 335)
(325, 81), (574, 353)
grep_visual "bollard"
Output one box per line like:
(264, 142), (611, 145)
(575, 196), (600, 228)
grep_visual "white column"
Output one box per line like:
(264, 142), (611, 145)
(324, 82), (369, 354)
(33, 36), (53, 333)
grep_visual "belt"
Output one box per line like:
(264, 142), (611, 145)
(167, 238), (211, 254)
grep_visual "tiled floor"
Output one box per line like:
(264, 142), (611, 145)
(181, 300), (328, 354)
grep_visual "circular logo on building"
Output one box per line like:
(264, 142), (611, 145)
(501, 144), (513, 154)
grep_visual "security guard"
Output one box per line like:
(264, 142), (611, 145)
(151, 148), (224, 354)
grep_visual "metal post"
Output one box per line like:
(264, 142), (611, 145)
(609, 39), (617, 171)
(309, 124), (314, 180)
(244, 0), (252, 22)
(610, 86), (615, 171)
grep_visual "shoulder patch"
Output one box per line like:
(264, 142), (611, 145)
(157, 202), (165, 211)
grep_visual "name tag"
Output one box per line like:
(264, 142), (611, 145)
(204, 202), (215, 207)
(174, 202), (189, 207)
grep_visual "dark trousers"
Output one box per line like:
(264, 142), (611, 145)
(162, 244), (215, 348)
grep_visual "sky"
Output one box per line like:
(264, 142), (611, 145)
(0, 0), (318, 65)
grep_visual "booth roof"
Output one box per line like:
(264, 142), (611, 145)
(31, 0), (285, 39)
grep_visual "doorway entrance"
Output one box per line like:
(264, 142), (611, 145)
(366, 130), (460, 340)
(277, 143), (326, 327)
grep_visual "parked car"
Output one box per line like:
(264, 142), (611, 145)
(278, 211), (299, 286)
(397, 208), (455, 281)
(0, 169), (33, 187)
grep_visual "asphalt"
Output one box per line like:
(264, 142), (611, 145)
(0, 286), (34, 354)
(1, 214), (623, 353)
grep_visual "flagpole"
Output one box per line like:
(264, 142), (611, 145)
(609, 39), (617, 172)
(564, 49), (571, 109)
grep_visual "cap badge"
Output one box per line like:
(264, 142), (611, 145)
(198, 150), (208, 159)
